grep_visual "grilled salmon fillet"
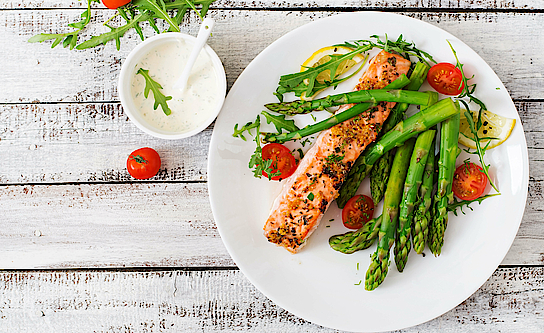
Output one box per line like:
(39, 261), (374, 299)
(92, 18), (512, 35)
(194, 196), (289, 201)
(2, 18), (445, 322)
(263, 50), (412, 253)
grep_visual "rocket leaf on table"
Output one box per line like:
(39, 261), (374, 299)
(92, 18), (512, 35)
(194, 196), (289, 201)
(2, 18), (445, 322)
(137, 68), (172, 116)
(28, 0), (98, 50)
(30, 0), (216, 51)
(132, 0), (180, 32)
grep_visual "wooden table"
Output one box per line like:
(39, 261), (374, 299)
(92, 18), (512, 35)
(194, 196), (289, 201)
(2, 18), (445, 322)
(1, 1), (543, 331)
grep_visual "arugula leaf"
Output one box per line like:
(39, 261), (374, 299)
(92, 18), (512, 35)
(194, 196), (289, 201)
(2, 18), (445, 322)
(136, 68), (173, 116)
(448, 41), (499, 192)
(31, 0), (216, 51)
(28, 0), (95, 50)
(448, 194), (500, 216)
(275, 42), (375, 99)
(260, 111), (299, 134)
(233, 116), (260, 141)
(366, 34), (435, 66)
(77, 11), (152, 50)
(246, 117), (281, 180)
(132, 0), (180, 32)
(274, 35), (436, 101)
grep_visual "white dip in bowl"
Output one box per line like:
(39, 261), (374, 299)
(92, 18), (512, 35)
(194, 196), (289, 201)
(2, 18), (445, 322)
(119, 32), (226, 139)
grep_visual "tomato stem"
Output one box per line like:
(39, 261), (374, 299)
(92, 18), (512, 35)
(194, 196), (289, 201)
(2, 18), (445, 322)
(130, 154), (148, 164)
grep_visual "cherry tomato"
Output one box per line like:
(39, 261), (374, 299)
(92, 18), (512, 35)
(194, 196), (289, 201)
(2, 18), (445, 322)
(101, 0), (131, 9)
(261, 143), (297, 181)
(452, 162), (488, 201)
(341, 195), (375, 229)
(127, 147), (161, 180)
(427, 62), (465, 95)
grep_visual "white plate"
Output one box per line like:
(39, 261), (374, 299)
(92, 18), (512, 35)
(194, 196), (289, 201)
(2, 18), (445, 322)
(208, 12), (528, 332)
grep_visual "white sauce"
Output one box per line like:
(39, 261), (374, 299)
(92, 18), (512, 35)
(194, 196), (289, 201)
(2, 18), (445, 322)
(130, 39), (220, 133)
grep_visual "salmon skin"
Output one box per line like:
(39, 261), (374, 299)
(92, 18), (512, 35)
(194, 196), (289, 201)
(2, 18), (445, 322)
(263, 50), (412, 253)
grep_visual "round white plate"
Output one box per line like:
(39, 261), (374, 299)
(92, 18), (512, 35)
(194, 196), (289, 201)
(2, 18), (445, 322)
(208, 12), (528, 332)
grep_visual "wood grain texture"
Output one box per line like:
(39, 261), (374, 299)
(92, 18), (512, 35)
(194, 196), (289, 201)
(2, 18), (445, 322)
(0, 103), (211, 184)
(0, 267), (542, 332)
(0, 180), (539, 268)
(2, 3), (543, 331)
(1, 0), (543, 9)
(2, 10), (544, 103)
(0, 183), (234, 268)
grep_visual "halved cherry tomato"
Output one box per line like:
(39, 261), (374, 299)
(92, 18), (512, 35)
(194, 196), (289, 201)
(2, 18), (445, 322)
(127, 147), (161, 180)
(102, 0), (131, 9)
(341, 195), (375, 229)
(261, 143), (297, 181)
(452, 162), (488, 201)
(427, 62), (465, 95)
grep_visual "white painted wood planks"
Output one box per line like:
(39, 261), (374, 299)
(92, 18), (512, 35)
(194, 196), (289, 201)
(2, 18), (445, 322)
(0, 268), (542, 332)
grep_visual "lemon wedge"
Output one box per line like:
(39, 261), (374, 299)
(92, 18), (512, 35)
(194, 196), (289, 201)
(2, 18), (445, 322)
(300, 45), (365, 100)
(458, 109), (515, 149)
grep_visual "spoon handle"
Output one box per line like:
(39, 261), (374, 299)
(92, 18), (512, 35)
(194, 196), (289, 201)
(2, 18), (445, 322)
(173, 17), (215, 91)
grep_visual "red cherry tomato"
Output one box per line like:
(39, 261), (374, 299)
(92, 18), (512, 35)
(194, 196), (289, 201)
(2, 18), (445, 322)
(127, 147), (161, 180)
(452, 162), (488, 201)
(341, 195), (375, 229)
(101, 0), (131, 9)
(427, 62), (465, 95)
(261, 143), (297, 181)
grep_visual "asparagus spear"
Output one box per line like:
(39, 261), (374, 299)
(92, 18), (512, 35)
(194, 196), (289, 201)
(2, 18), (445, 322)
(329, 215), (382, 254)
(337, 98), (461, 208)
(411, 150), (437, 254)
(365, 138), (415, 291)
(428, 113), (461, 256)
(262, 75), (412, 144)
(394, 129), (436, 272)
(369, 63), (432, 204)
(265, 88), (430, 115)
(262, 101), (375, 143)
(369, 152), (394, 205)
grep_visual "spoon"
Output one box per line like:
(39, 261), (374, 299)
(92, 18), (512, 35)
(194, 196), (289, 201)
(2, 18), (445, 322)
(173, 17), (215, 92)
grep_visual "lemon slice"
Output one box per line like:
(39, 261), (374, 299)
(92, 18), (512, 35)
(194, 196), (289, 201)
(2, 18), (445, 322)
(300, 45), (365, 100)
(458, 109), (516, 149)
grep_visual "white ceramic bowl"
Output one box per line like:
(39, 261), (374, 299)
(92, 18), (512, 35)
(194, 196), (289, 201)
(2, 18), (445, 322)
(118, 32), (227, 140)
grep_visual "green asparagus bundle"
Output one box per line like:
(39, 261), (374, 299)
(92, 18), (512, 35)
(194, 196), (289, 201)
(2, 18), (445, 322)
(428, 113), (461, 256)
(265, 88), (431, 115)
(337, 98), (461, 208)
(369, 63), (432, 204)
(365, 138), (415, 291)
(406, 97), (440, 254)
(394, 129), (436, 272)
(411, 149), (437, 254)
(329, 215), (382, 254)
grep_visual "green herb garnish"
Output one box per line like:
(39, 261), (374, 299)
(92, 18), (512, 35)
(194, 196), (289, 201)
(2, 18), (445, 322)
(448, 194), (500, 216)
(233, 118), (260, 141)
(137, 68), (172, 116)
(448, 41), (498, 192)
(274, 35), (435, 101)
(244, 116), (281, 180)
(261, 110), (300, 134)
